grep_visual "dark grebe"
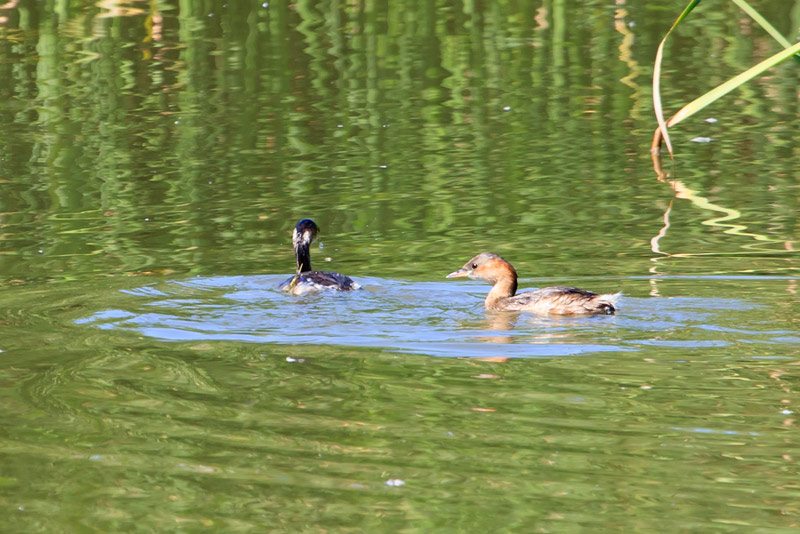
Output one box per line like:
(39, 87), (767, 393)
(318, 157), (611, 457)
(279, 219), (360, 295)
(446, 252), (619, 315)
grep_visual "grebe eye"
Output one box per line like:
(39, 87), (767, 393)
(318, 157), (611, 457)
(471, 263), (478, 269)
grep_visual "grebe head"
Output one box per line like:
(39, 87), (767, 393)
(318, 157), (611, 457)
(292, 219), (320, 274)
(446, 252), (517, 285)
(293, 219), (319, 250)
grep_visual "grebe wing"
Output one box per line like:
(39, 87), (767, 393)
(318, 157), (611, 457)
(513, 286), (618, 315)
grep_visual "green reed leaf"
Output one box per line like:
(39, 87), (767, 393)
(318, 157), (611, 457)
(666, 41), (800, 128)
(731, 0), (797, 51)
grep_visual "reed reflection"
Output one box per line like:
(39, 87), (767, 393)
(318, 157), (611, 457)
(0, 0), (796, 286)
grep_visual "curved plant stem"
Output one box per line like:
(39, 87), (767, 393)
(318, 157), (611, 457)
(652, 0), (800, 159)
(652, 0), (702, 158)
(653, 41), (800, 156)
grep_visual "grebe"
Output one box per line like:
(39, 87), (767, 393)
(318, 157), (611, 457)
(446, 252), (619, 315)
(279, 219), (360, 295)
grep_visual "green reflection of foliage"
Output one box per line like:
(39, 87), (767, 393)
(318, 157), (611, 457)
(0, 0), (797, 283)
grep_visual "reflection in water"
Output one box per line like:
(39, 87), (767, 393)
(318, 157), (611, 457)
(78, 275), (631, 358)
(657, 175), (778, 244)
(1, 1), (799, 532)
(647, 171), (796, 299)
(613, 3), (643, 119)
(7, 272), (799, 532)
(96, 0), (145, 19)
(0, 1), (796, 285)
(476, 312), (515, 345)
(72, 274), (795, 360)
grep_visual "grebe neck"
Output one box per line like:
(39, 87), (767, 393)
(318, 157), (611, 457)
(485, 270), (517, 308)
(295, 243), (312, 273)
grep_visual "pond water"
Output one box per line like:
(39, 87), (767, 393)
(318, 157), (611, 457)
(2, 1), (799, 532)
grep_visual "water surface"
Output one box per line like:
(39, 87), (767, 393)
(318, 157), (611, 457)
(1, 0), (799, 532)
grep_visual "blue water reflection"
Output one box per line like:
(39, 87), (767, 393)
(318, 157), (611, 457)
(76, 274), (778, 359)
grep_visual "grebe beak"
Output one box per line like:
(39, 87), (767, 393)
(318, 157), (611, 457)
(446, 268), (469, 279)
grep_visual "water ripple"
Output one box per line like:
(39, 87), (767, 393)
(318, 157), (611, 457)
(73, 274), (777, 359)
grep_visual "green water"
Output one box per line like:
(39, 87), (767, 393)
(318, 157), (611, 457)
(2, 1), (800, 532)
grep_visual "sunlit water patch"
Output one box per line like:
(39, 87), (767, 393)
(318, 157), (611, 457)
(74, 275), (789, 359)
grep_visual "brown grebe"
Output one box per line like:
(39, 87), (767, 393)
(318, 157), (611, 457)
(447, 252), (618, 315)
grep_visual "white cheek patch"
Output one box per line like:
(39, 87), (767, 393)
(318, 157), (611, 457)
(293, 229), (313, 247)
